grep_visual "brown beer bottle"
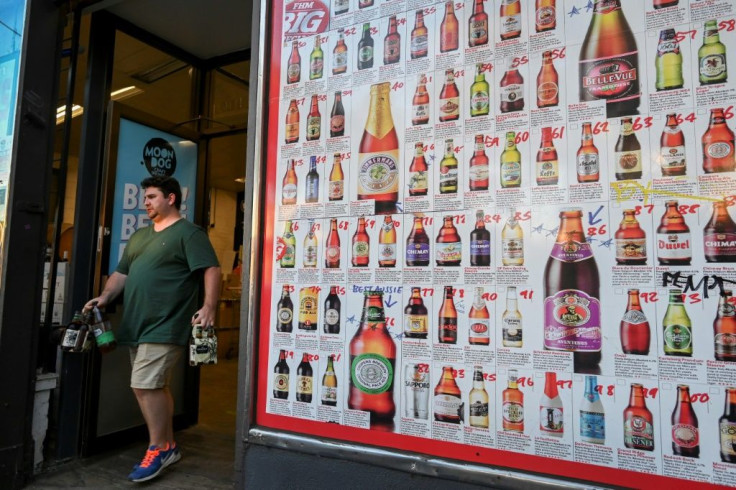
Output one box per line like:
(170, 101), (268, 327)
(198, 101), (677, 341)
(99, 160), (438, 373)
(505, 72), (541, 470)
(325, 218), (341, 268)
(281, 159), (298, 205)
(714, 290), (736, 362)
(296, 352), (313, 403)
(469, 134), (490, 191)
(536, 51), (559, 108)
(328, 153), (344, 201)
(614, 209), (647, 265)
(378, 215), (397, 267)
(404, 287), (428, 339)
(535, 0), (556, 32)
(438, 286), (458, 344)
(434, 366), (463, 423)
(323, 286), (341, 334)
(704, 201), (736, 262)
(468, 0), (489, 47)
(703, 108), (736, 173)
(358, 83), (399, 214)
(439, 1), (459, 53)
(410, 10), (428, 59)
(502, 369), (524, 432)
(273, 349), (290, 399)
(306, 94), (321, 141)
(351, 216), (370, 267)
(332, 29), (348, 75)
(499, 0), (522, 40)
(623, 383), (655, 451)
(330, 92), (345, 138)
(435, 216), (461, 266)
(500, 63), (524, 113)
(577, 122), (600, 182)
(468, 287), (490, 345)
(439, 69), (460, 122)
(543, 208), (601, 373)
(412, 74), (430, 126)
(671, 384), (699, 458)
(660, 113), (686, 176)
(614, 117), (642, 180)
(406, 216), (430, 266)
(348, 291), (397, 431)
(276, 285), (294, 333)
(287, 40), (301, 84)
(285, 99), (300, 144)
(384, 15), (401, 65)
(357, 23), (374, 70)
(408, 142), (429, 196)
(620, 289), (650, 355)
(719, 387), (736, 462)
(536, 127), (559, 186)
(579, 0), (640, 118)
(656, 200), (691, 265)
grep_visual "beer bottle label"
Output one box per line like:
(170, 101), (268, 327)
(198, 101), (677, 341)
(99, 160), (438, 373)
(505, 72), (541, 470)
(406, 242), (430, 264)
(660, 145), (686, 171)
(502, 401), (524, 424)
(324, 308), (340, 326)
(577, 153), (599, 176)
(285, 122), (299, 141)
(351, 353), (393, 394)
(352, 240), (369, 259)
(304, 245), (318, 265)
(657, 39), (680, 57)
(704, 232), (736, 258)
(278, 307), (293, 325)
(544, 289), (602, 352)
(536, 7), (555, 28)
(328, 180), (344, 200)
(358, 46), (373, 63)
(500, 14), (521, 36)
(501, 160), (521, 186)
(615, 238), (646, 262)
(502, 238), (524, 261)
(297, 375), (313, 395)
(715, 333), (736, 357)
(357, 151), (399, 198)
(539, 406), (564, 434)
(700, 54), (727, 80)
(326, 245), (340, 263)
(672, 423), (699, 449)
(334, 0), (349, 11)
(537, 82), (559, 104)
(502, 317), (522, 344)
(656, 232), (691, 260)
(469, 319), (490, 340)
(439, 165), (458, 190)
(310, 58), (323, 77)
(705, 141), (734, 160)
(307, 116), (321, 139)
(549, 239), (594, 262)
(720, 421), (736, 457)
(436, 241), (462, 264)
(470, 90), (490, 114)
(274, 373), (289, 394)
(408, 170), (428, 193)
(379, 243), (396, 262)
(579, 53), (639, 102)
(469, 164), (489, 184)
(411, 35), (428, 55)
(299, 291), (318, 328)
(615, 150), (642, 176)
(333, 52), (347, 71)
(579, 410), (605, 442)
(384, 39), (400, 60)
(330, 115), (345, 134)
(469, 20), (488, 43)
(413, 103), (429, 123)
(321, 385), (337, 403)
(663, 323), (692, 352)
(287, 63), (300, 81)
(470, 239), (491, 260)
(536, 159), (559, 185)
(621, 309), (647, 326)
(469, 400), (489, 418)
(500, 84), (523, 103)
(439, 95), (460, 119)
(404, 314), (428, 335)
(624, 414), (654, 450)
(281, 243), (295, 265)
(434, 394), (462, 419)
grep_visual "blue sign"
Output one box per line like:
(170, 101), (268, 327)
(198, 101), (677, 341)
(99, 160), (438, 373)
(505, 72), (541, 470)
(108, 117), (198, 273)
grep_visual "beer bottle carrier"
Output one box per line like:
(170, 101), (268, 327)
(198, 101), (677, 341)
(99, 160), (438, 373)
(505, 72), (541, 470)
(59, 306), (117, 354)
(189, 324), (218, 366)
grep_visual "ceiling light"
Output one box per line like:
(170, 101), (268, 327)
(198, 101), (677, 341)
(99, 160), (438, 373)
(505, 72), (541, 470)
(110, 85), (143, 101)
(56, 104), (84, 125)
(234, 177), (246, 184)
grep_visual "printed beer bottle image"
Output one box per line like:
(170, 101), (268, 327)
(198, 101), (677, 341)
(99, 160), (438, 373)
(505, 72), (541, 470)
(281, 159), (298, 205)
(543, 208), (601, 373)
(287, 40), (301, 84)
(328, 153), (344, 201)
(298, 287), (318, 331)
(620, 289), (650, 355)
(309, 35), (323, 80)
(358, 82), (400, 214)
(656, 200), (691, 265)
(332, 29), (348, 75)
(408, 142), (429, 196)
(439, 1), (459, 53)
(412, 74), (430, 125)
(579, 0), (640, 118)
(501, 212), (524, 266)
(535, 0), (556, 33)
(502, 286), (522, 347)
(470, 63), (490, 117)
(378, 215), (397, 267)
(469, 366), (489, 428)
(296, 352), (313, 403)
(321, 355), (338, 406)
(614, 117), (642, 180)
(438, 139), (459, 193)
(406, 215), (430, 266)
(500, 63), (524, 113)
(304, 156), (319, 203)
(273, 349), (290, 399)
(351, 216), (370, 267)
(383, 15), (401, 65)
(576, 122), (600, 182)
(330, 92), (345, 138)
(704, 200), (736, 262)
(404, 286), (428, 339)
(434, 366), (463, 423)
(719, 387), (736, 463)
(284, 99), (299, 144)
(699, 20), (727, 85)
(469, 134), (490, 191)
(536, 127), (559, 186)
(659, 113), (686, 176)
(470, 210), (491, 266)
(536, 51), (559, 108)
(303, 220), (318, 268)
(671, 384), (699, 458)
(334, 0), (348, 16)
(306, 95), (321, 141)
(403, 363), (429, 419)
(410, 10), (428, 59)
(357, 23), (374, 70)
(623, 383), (654, 451)
(468, 0), (489, 47)
(655, 28), (683, 91)
(323, 286), (341, 334)
(439, 70), (460, 122)
(499, 0), (522, 40)
(500, 132), (522, 188)
(438, 286), (458, 343)
(468, 287), (490, 345)
(276, 285), (294, 333)
(713, 290), (736, 362)
(435, 216), (461, 266)
(614, 209), (647, 265)
(702, 108), (736, 173)
(325, 218), (341, 268)
(502, 369), (524, 432)
(539, 372), (563, 437)
(579, 375), (605, 444)
(662, 289), (693, 356)
(348, 291), (397, 431)
(279, 220), (296, 268)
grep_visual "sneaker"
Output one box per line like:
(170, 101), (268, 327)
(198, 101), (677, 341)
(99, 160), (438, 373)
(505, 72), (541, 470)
(128, 445), (167, 482)
(162, 443), (181, 468)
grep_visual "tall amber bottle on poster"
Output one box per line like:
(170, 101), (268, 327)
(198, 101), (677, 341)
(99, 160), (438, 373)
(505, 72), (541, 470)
(358, 82), (399, 214)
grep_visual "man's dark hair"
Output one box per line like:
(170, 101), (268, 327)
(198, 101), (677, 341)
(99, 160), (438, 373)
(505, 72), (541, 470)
(141, 176), (182, 210)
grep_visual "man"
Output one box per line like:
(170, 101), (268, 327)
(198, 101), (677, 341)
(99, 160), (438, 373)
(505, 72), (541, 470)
(85, 176), (221, 483)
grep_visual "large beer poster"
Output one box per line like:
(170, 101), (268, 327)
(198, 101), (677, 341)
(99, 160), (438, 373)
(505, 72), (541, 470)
(258, 0), (736, 487)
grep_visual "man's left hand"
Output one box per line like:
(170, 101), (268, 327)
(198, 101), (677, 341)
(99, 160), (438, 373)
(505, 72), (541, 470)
(192, 305), (216, 328)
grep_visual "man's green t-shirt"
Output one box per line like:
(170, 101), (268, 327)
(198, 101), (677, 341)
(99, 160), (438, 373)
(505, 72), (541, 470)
(116, 219), (219, 346)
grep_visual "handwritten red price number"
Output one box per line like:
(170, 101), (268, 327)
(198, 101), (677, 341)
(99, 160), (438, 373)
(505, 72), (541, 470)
(690, 393), (710, 403)
(312, 286), (322, 294)
(316, 94), (327, 102)
(423, 216), (434, 226)
(484, 135), (500, 147)
(519, 289), (534, 300)
(385, 317), (396, 327)
(642, 387), (658, 399)
(511, 55), (529, 68)
(330, 353), (342, 362)
(718, 19), (736, 32)
(342, 89), (352, 96)
(724, 195), (736, 207)
(728, 295), (736, 307)
(640, 292), (658, 304)
(298, 41), (306, 48)
(452, 368), (465, 379)
(294, 158), (304, 166)
(453, 214), (466, 225)
(396, 17), (406, 26)
(335, 286), (346, 295)
(338, 220), (349, 230)
(549, 47), (566, 60)
(682, 292), (702, 305)
(453, 145), (464, 154)
(315, 155), (327, 163)
(306, 353), (320, 362)
(454, 2), (463, 9)
(481, 292), (498, 301)
(421, 288), (434, 297)
(422, 143), (435, 153)
(283, 350), (295, 359)
(392, 220), (400, 228)
(556, 380), (572, 389)
(674, 30), (696, 42)
(344, 27), (356, 36)
(480, 62), (493, 73)
(292, 221), (300, 231)
(675, 112), (696, 124)
(595, 384), (615, 396)
(341, 152), (351, 160)
(417, 363), (430, 373)
(370, 27), (378, 35)
(515, 131), (530, 144)
(517, 376), (534, 387)
(311, 223), (321, 231)
(274, 237), (286, 260)
(453, 288), (465, 299)
(514, 210), (532, 221)
(483, 373), (497, 382)
(423, 6), (436, 15)
(634, 204), (654, 215)
(678, 203), (700, 214)
(365, 218), (376, 229)
(296, 97), (305, 106)
(724, 106), (735, 120)
(587, 224), (607, 236)
(550, 126), (565, 139)
(592, 121), (609, 134)
(632, 116), (653, 131)
(484, 214), (502, 224)
(391, 81), (404, 91)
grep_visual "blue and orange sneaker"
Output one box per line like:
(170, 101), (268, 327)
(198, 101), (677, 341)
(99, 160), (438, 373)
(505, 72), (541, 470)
(162, 443), (181, 468)
(128, 445), (169, 482)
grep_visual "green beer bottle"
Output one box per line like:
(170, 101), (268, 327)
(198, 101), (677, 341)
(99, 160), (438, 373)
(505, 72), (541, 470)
(309, 35), (324, 80)
(663, 289), (693, 356)
(655, 28), (683, 91)
(280, 220), (296, 268)
(699, 20), (727, 85)
(439, 139), (458, 194)
(500, 131), (522, 188)
(470, 63), (490, 117)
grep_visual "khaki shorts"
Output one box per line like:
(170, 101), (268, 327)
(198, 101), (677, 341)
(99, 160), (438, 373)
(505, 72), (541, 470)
(129, 343), (184, 389)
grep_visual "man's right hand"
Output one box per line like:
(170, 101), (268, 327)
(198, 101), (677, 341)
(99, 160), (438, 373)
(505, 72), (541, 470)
(83, 297), (104, 313)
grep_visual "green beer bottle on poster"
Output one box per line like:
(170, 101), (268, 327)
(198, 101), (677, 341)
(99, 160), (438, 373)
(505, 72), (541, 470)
(663, 289), (693, 356)
(500, 132), (521, 188)
(470, 63), (490, 117)
(699, 20), (728, 85)
(309, 35), (324, 80)
(280, 220), (296, 268)
(655, 28), (683, 91)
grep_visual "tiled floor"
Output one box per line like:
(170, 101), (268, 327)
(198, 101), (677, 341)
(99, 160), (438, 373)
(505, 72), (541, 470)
(27, 358), (240, 489)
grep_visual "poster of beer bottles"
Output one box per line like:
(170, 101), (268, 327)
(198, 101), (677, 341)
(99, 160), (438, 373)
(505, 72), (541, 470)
(260, 0), (736, 487)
